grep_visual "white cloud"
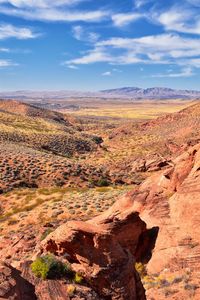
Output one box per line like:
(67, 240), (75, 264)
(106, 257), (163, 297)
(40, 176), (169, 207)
(72, 25), (83, 40)
(0, 24), (40, 39)
(0, 0), (84, 8)
(182, 58), (200, 68)
(0, 47), (9, 52)
(102, 71), (111, 76)
(0, 59), (18, 67)
(134, 0), (153, 8)
(155, 7), (200, 35)
(97, 34), (200, 51)
(65, 46), (112, 65)
(151, 67), (194, 78)
(72, 25), (99, 42)
(67, 64), (78, 69)
(112, 13), (142, 27)
(65, 33), (200, 69)
(0, 1), (108, 22)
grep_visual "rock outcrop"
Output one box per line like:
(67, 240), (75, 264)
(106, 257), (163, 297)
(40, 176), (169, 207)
(0, 262), (37, 299)
(2, 140), (200, 299)
(0, 261), (104, 300)
(124, 143), (200, 275)
(113, 143), (200, 299)
(40, 142), (200, 299)
(40, 201), (158, 300)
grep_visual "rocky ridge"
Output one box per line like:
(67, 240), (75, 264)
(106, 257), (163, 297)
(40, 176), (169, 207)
(39, 142), (200, 299)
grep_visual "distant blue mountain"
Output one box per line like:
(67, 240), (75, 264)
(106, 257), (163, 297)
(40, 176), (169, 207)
(0, 87), (200, 100)
(101, 87), (200, 99)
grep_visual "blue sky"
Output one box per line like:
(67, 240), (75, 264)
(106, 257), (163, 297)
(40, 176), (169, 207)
(0, 0), (200, 91)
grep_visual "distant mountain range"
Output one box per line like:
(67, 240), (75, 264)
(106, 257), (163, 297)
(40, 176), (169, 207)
(101, 87), (200, 99)
(0, 87), (200, 100)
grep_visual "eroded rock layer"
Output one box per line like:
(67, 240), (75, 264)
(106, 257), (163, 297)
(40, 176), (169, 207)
(41, 142), (200, 299)
(40, 202), (158, 299)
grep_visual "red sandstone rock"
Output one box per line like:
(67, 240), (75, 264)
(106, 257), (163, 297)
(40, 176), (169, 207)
(41, 142), (200, 300)
(40, 203), (158, 300)
(0, 262), (37, 300)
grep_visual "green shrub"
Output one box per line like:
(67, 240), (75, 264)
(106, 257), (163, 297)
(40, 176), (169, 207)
(74, 273), (83, 284)
(92, 136), (103, 145)
(31, 254), (73, 280)
(97, 178), (109, 187)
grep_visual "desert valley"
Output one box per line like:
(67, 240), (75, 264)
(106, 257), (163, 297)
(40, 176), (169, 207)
(0, 0), (200, 298)
(0, 90), (199, 300)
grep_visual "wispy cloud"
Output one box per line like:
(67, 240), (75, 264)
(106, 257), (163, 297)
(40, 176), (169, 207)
(0, 47), (9, 52)
(66, 33), (200, 67)
(102, 71), (111, 76)
(72, 25), (100, 42)
(152, 6), (200, 35)
(0, 0), (85, 8)
(0, 59), (18, 67)
(151, 67), (194, 78)
(0, 24), (40, 39)
(134, 0), (154, 8)
(64, 46), (112, 65)
(112, 13), (142, 27)
(0, 1), (109, 22)
(67, 64), (79, 69)
(0, 0), (200, 85)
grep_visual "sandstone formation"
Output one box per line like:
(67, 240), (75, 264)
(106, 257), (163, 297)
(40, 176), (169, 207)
(117, 143), (200, 299)
(126, 143), (200, 275)
(40, 201), (158, 300)
(0, 262), (37, 300)
(0, 261), (104, 300)
(1, 121), (200, 299)
(40, 142), (200, 299)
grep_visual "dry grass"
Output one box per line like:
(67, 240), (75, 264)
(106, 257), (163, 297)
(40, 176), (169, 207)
(64, 100), (193, 120)
(0, 185), (133, 235)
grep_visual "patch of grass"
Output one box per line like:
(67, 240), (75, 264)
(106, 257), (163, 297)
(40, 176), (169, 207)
(70, 101), (192, 120)
(96, 178), (110, 187)
(31, 254), (73, 280)
(73, 273), (83, 284)
(96, 186), (111, 193)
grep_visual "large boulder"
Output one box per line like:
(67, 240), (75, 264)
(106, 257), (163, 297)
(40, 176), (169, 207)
(40, 200), (158, 300)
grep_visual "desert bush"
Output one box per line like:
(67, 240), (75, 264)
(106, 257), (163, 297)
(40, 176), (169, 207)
(97, 178), (109, 187)
(31, 254), (73, 280)
(74, 273), (83, 284)
(135, 262), (147, 278)
(67, 284), (76, 296)
(91, 135), (103, 145)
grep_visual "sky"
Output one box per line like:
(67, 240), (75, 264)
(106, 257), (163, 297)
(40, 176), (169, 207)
(0, 0), (200, 91)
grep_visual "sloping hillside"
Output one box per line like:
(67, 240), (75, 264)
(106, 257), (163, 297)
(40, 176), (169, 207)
(0, 99), (100, 157)
(99, 101), (200, 161)
(0, 100), (107, 192)
(0, 99), (71, 124)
